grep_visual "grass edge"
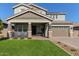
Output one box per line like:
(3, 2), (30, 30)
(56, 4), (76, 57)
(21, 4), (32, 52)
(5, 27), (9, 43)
(49, 39), (73, 56)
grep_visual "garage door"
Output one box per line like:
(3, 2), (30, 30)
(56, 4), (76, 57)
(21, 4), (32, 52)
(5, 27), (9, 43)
(73, 27), (79, 37)
(52, 26), (70, 37)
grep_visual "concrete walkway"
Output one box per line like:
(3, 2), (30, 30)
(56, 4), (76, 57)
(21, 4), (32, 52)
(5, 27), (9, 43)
(52, 37), (79, 49)
(32, 36), (49, 40)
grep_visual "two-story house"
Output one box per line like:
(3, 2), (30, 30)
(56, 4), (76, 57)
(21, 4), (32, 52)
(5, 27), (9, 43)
(7, 3), (74, 39)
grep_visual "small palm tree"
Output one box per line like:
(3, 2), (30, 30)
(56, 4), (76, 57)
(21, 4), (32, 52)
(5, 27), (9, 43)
(0, 19), (3, 34)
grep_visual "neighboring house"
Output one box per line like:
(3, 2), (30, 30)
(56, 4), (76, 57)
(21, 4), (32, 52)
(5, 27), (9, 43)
(6, 3), (79, 38)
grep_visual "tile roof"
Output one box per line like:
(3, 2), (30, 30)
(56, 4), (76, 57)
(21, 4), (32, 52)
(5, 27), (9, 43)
(47, 12), (66, 15)
(51, 21), (73, 25)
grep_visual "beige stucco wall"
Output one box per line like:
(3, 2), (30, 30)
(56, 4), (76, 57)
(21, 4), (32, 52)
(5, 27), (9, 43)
(29, 5), (46, 15)
(73, 30), (79, 37)
(47, 14), (65, 21)
(14, 6), (28, 14)
(56, 15), (65, 21)
(52, 26), (70, 37)
(1, 29), (8, 37)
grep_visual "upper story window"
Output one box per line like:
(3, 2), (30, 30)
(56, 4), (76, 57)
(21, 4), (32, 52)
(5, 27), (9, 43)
(53, 15), (58, 19)
(47, 14), (58, 19)
(56, 15), (58, 19)
(53, 15), (55, 19)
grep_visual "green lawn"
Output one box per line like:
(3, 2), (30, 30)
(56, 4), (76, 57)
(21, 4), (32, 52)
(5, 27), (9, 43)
(0, 39), (70, 56)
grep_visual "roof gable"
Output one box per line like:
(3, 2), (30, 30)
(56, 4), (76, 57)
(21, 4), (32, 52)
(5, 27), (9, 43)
(13, 3), (29, 9)
(12, 3), (47, 11)
(7, 9), (52, 21)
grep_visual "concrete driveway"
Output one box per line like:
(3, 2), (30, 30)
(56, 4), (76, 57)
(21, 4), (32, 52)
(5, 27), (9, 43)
(52, 37), (79, 49)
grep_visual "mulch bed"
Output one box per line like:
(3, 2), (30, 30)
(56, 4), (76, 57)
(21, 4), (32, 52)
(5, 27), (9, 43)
(53, 40), (79, 56)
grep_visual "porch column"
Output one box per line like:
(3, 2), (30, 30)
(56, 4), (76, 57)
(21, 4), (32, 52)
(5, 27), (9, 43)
(48, 24), (52, 39)
(8, 23), (12, 38)
(70, 26), (73, 37)
(28, 22), (32, 38)
(45, 23), (48, 37)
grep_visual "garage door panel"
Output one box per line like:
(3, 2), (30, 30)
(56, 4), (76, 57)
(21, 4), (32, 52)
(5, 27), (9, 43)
(52, 26), (70, 37)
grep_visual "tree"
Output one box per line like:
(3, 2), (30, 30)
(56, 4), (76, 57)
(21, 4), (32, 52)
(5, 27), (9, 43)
(0, 19), (3, 34)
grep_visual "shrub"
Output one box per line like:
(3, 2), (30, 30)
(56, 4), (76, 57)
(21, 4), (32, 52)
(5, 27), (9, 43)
(70, 49), (77, 52)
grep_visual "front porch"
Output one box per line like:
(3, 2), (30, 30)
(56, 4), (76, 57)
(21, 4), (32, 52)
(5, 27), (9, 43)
(8, 23), (49, 39)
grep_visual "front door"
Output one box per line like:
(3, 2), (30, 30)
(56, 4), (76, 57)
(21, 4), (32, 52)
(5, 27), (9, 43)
(32, 25), (36, 35)
(32, 23), (45, 36)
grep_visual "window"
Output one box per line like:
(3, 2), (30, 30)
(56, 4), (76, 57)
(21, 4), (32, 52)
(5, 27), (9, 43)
(14, 23), (27, 32)
(53, 15), (55, 19)
(19, 25), (22, 31)
(56, 15), (58, 19)
(22, 24), (27, 32)
(51, 15), (58, 19)
(52, 26), (69, 29)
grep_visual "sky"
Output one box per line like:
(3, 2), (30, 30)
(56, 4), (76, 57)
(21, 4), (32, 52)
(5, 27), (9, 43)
(0, 3), (79, 23)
